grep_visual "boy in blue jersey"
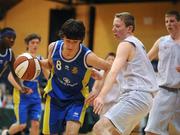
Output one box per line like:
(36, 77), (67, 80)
(2, 33), (49, 135)
(40, 18), (110, 135)
(0, 27), (31, 94)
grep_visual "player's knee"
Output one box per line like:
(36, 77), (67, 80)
(93, 119), (105, 134)
(19, 123), (26, 130)
(66, 126), (79, 135)
(31, 120), (40, 129)
(65, 130), (78, 135)
(93, 124), (101, 134)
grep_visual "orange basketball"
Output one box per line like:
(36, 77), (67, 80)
(14, 53), (41, 81)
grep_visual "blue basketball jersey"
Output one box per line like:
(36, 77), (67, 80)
(47, 40), (92, 102)
(0, 48), (12, 77)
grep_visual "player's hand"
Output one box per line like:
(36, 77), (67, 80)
(21, 87), (33, 95)
(91, 69), (103, 80)
(85, 90), (99, 105)
(176, 66), (180, 72)
(93, 96), (104, 115)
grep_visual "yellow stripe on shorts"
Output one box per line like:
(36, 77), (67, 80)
(43, 95), (51, 134)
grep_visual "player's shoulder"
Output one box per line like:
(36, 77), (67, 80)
(154, 35), (170, 47)
(158, 35), (170, 41)
(49, 42), (56, 49)
(48, 41), (60, 52)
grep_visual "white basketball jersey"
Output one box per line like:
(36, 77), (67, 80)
(157, 35), (180, 88)
(121, 36), (158, 93)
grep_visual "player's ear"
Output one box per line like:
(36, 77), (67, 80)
(127, 25), (133, 32)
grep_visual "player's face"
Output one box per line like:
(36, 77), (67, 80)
(27, 38), (40, 54)
(165, 15), (180, 34)
(112, 17), (128, 40)
(2, 36), (16, 48)
(106, 56), (115, 65)
(63, 37), (81, 52)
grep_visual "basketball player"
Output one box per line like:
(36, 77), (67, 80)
(91, 12), (158, 135)
(40, 18), (110, 135)
(86, 52), (122, 116)
(145, 10), (180, 135)
(0, 27), (31, 94)
(2, 33), (48, 135)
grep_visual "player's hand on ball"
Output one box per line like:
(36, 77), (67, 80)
(21, 87), (33, 95)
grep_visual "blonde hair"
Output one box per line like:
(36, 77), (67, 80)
(115, 12), (135, 32)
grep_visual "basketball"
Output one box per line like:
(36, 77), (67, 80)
(14, 53), (41, 81)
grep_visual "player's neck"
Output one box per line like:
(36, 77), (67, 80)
(62, 47), (79, 60)
(27, 51), (36, 57)
(170, 31), (180, 42)
(0, 46), (7, 55)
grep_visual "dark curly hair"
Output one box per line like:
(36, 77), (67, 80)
(59, 18), (85, 41)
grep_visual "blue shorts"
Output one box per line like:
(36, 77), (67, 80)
(43, 95), (87, 134)
(14, 99), (42, 124)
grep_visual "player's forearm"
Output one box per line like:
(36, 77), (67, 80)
(8, 72), (23, 90)
(98, 71), (116, 98)
(40, 59), (52, 70)
(92, 79), (104, 94)
(42, 67), (50, 80)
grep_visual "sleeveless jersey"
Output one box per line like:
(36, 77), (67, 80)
(48, 40), (92, 102)
(157, 35), (180, 88)
(121, 36), (158, 92)
(0, 48), (12, 77)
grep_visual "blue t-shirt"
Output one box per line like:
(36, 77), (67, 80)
(0, 48), (12, 78)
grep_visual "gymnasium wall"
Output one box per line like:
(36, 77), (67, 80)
(94, 2), (180, 57)
(0, 0), (179, 58)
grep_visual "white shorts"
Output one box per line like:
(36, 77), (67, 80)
(104, 90), (153, 135)
(100, 84), (122, 117)
(145, 87), (180, 135)
(100, 101), (118, 117)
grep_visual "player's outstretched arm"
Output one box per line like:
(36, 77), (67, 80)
(85, 75), (104, 105)
(93, 41), (133, 114)
(148, 39), (160, 61)
(85, 52), (110, 105)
